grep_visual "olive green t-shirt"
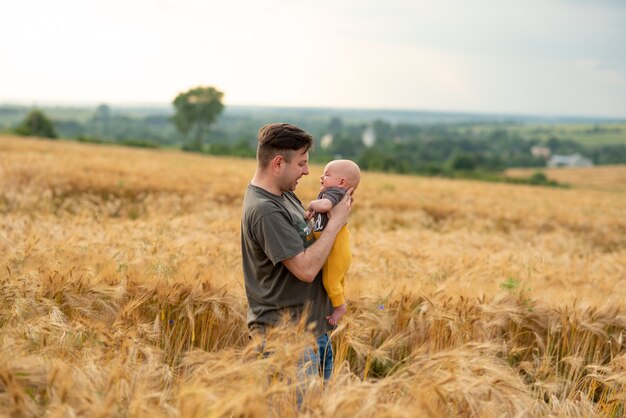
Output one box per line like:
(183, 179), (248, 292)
(241, 184), (332, 336)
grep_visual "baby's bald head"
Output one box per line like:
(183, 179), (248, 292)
(327, 159), (361, 190)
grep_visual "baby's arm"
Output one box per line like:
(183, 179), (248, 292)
(308, 197), (333, 214)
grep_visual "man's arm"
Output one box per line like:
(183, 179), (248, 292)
(283, 189), (352, 282)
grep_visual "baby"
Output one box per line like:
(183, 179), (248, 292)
(307, 159), (361, 326)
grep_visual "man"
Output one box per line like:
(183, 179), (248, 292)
(241, 123), (352, 379)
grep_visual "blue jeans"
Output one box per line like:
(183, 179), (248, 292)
(296, 333), (333, 406)
(301, 332), (334, 381)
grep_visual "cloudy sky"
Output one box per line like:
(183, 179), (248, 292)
(2, 0), (625, 117)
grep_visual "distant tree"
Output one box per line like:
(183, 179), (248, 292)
(54, 120), (84, 138)
(330, 132), (364, 158)
(357, 148), (396, 172)
(94, 103), (111, 121)
(14, 109), (57, 138)
(448, 153), (476, 171)
(90, 103), (111, 138)
(327, 117), (343, 134)
(172, 86), (224, 150)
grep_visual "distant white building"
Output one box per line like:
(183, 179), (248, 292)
(362, 126), (376, 147)
(547, 153), (593, 168)
(531, 145), (551, 158)
(320, 134), (334, 149)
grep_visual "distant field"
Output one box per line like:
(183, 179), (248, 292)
(555, 123), (626, 146)
(508, 123), (626, 147)
(0, 106), (95, 126)
(1, 135), (625, 416)
(506, 164), (626, 192)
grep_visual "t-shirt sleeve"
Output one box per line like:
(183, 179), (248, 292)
(322, 188), (346, 207)
(253, 209), (304, 265)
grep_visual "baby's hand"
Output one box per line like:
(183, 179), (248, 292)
(305, 209), (315, 220)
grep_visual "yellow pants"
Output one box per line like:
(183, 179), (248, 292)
(314, 225), (351, 308)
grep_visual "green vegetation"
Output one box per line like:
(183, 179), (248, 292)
(504, 172), (565, 187)
(507, 123), (626, 147)
(14, 109), (58, 138)
(500, 277), (521, 291)
(1, 104), (624, 187)
(172, 86), (225, 151)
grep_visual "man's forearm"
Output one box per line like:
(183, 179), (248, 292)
(283, 190), (352, 282)
(282, 222), (341, 282)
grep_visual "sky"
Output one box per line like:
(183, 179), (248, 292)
(2, 0), (626, 118)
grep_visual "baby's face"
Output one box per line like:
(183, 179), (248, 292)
(319, 162), (345, 190)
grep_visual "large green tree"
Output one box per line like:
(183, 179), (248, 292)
(172, 86), (224, 150)
(15, 109), (58, 138)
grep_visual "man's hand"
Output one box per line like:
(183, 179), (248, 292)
(326, 187), (353, 231)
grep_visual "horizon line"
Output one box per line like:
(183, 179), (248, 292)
(1, 99), (625, 122)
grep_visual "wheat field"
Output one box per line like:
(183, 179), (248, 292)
(1, 135), (625, 417)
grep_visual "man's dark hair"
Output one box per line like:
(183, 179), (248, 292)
(257, 123), (314, 168)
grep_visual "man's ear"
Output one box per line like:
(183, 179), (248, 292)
(270, 154), (284, 172)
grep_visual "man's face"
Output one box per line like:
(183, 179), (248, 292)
(279, 148), (310, 192)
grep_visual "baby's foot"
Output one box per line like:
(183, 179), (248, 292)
(326, 303), (347, 326)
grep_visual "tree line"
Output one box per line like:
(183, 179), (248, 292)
(5, 86), (626, 186)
